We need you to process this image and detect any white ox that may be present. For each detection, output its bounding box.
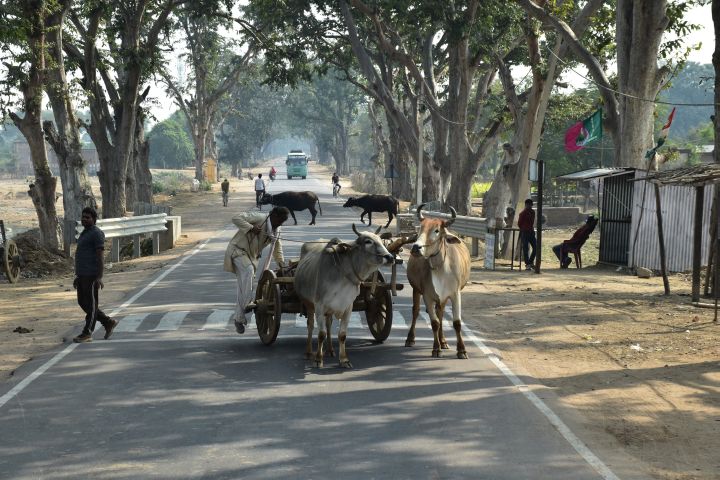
[406,204,471,358]
[294,225,394,368]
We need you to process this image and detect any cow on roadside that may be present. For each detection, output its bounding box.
[261,191,322,225]
[343,194,399,228]
[405,204,471,359]
[294,224,394,368]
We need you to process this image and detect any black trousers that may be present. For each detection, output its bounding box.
[76,275,110,334]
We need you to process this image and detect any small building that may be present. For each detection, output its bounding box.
[13,140,100,176]
[556,167,714,273]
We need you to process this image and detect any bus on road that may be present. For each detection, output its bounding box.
[286,150,308,179]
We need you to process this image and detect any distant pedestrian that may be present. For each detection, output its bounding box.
[73,207,118,343]
[221,178,230,207]
[254,173,266,208]
[518,199,536,271]
[224,207,289,333]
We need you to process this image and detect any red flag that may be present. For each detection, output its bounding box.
[660,107,676,138]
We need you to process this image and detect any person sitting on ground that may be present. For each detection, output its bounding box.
[552,215,598,268]
[517,199,536,271]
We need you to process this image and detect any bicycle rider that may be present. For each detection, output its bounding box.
[331,172,341,196]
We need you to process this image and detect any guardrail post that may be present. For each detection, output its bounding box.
[133,234,141,258]
[471,237,479,257]
[153,232,160,255]
[111,238,120,262]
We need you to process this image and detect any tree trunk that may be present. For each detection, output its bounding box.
[44,2,96,247]
[11,0,61,250]
[615,0,669,168]
[134,110,153,204]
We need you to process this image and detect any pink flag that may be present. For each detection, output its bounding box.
[564,121,585,152]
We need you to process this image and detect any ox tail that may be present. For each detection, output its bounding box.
[393,197,399,214]
[317,197,323,216]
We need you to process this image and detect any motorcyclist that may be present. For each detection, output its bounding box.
[269,166,277,181]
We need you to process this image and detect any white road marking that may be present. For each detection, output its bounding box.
[150,311,188,331]
[201,309,233,330]
[397,256,621,480]
[115,313,149,332]
[0,229,224,411]
[392,311,408,330]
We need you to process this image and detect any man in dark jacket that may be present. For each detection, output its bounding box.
[73,207,118,343]
[517,199,536,271]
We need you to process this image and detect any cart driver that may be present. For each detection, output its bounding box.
[224,206,290,333]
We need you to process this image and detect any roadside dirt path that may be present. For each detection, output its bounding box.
[1,164,718,480]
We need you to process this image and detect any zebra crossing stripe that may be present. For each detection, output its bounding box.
[349,312,363,329]
[392,311,408,330]
[201,310,233,330]
[150,311,188,331]
[115,313,149,332]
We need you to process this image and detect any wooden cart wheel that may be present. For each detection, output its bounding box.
[2,239,21,284]
[255,270,282,345]
[364,271,393,342]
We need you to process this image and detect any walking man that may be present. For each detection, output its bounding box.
[73,207,118,343]
[221,178,230,207]
[518,199,537,271]
[224,206,290,333]
[254,173,266,209]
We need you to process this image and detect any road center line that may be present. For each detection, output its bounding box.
[0,229,225,410]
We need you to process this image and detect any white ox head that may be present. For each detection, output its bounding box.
[325,224,394,267]
[410,204,461,258]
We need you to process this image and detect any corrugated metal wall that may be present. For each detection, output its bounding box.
[599,173,634,264]
[629,171,714,272]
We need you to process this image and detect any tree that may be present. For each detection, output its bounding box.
[161,4,259,181]
[43,0,97,249]
[516,0,705,169]
[64,0,190,217]
[283,71,365,175]
[0,0,62,249]
[148,113,194,169]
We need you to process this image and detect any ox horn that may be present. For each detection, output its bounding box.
[352,223,361,237]
[416,203,426,221]
[445,206,457,228]
[374,226,382,235]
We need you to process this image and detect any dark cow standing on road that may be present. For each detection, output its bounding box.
[260,191,322,225]
[343,194,399,228]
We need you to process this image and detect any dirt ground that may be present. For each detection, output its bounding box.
[1,165,719,480]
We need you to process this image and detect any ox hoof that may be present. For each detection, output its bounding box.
[405,339,415,347]
[457,351,469,359]
[440,341,450,349]
[313,359,324,368]
[431,349,441,358]
[339,360,353,369]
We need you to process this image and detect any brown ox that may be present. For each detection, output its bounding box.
[406,205,471,358]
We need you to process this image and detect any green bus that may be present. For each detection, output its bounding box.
[286,150,308,179]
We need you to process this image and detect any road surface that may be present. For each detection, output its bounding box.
[0,166,628,479]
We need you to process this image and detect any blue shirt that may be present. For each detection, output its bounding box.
[75,225,105,276]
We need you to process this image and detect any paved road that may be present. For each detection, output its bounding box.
[0,166,625,479]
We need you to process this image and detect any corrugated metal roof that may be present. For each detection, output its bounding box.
[555,167,635,182]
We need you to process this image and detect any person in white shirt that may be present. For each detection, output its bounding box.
[254,173,266,208]
[223,207,289,333]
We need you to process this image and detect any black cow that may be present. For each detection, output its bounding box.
[343,194,399,228]
[260,191,322,225]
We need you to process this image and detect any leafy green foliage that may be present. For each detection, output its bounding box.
[148,112,194,169]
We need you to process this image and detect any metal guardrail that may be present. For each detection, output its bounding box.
[133,202,173,215]
[399,210,488,257]
[76,214,167,262]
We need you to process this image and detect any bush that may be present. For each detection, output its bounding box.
[152,171,192,195]
[471,182,492,198]
[349,171,388,195]
[199,180,212,191]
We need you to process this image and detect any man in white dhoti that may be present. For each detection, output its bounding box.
[224,206,289,333]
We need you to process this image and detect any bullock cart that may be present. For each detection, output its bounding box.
[0,220,22,283]
[252,234,414,345]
